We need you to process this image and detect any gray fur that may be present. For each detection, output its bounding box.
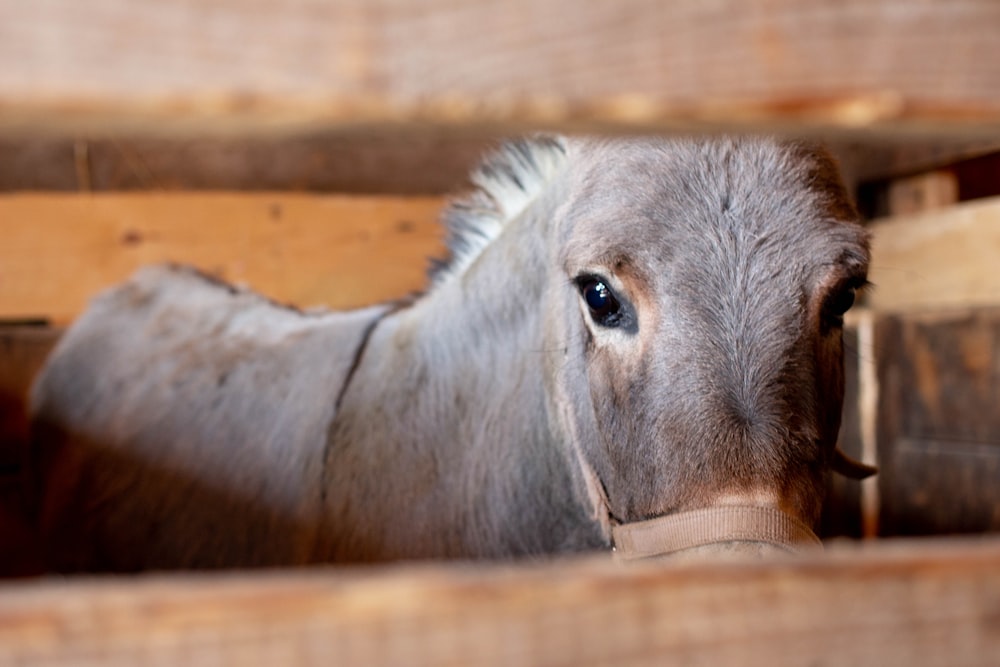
[29,135,868,570]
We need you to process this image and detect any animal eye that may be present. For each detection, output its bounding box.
[824,287,856,322]
[579,278,623,327]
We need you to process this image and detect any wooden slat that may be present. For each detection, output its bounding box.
[867,196,1000,313]
[834,140,1000,188]
[3,136,1000,195]
[886,171,959,217]
[2,537,999,666]
[875,309,1000,535]
[2,1,1000,137]
[0,193,446,324]
[0,134,489,195]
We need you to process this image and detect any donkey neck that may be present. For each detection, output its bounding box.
[319,191,604,561]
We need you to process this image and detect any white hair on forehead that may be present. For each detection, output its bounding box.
[431,136,568,285]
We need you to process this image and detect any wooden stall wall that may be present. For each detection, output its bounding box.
[820,153,1000,539]
[2,0,1000,663]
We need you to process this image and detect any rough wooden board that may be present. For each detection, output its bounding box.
[867,196,1000,313]
[833,139,1000,188]
[2,0,1000,137]
[3,136,1000,195]
[886,170,959,217]
[0,193,446,324]
[875,309,1000,535]
[2,537,999,666]
[0,133,490,195]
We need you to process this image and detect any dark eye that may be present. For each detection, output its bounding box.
[579,277,623,327]
[824,286,856,323]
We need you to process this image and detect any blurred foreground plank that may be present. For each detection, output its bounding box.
[2,537,999,666]
[2,0,1000,137]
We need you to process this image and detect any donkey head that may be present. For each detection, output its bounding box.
[542,136,871,556]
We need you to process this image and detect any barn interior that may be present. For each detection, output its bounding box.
[1,2,999,665]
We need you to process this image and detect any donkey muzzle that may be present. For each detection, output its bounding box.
[611,505,822,562]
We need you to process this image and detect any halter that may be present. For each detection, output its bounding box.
[611,505,823,562]
[572,454,823,560]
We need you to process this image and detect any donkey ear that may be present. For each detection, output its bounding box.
[832,447,878,479]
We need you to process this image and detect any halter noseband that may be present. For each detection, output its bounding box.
[610,504,823,562]
[560,409,825,560]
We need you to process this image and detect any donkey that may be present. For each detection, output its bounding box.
[29,135,874,571]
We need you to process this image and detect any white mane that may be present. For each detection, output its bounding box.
[431,136,569,284]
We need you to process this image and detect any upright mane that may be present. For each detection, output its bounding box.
[431,136,569,284]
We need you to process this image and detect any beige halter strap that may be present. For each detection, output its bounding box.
[565,435,823,560]
[611,505,823,561]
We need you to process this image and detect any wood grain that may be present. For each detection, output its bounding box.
[0,134,489,195]
[886,170,959,217]
[875,309,1000,535]
[867,196,1000,313]
[2,0,1000,137]
[2,537,999,666]
[4,136,1000,195]
[0,193,446,324]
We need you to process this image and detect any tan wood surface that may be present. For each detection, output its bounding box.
[0,193,446,324]
[2,0,1000,137]
[886,171,959,217]
[1,537,999,666]
[867,195,1000,313]
[874,309,1000,535]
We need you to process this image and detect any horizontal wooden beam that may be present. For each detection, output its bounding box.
[2,1,1000,138]
[3,135,999,196]
[0,194,445,324]
[2,537,999,666]
[0,133,487,195]
[867,195,1000,313]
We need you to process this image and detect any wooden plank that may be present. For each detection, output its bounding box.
[1,537,999,666]
[867,196,1000,313]
[886,170,959,217]
[852,147,1000,219]
[875,309,1000,536]
[833,140,1000,188]
[0,134,489,195]
[2,136,999,195]
[2,1,1000,137]
[0,193,446,324]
